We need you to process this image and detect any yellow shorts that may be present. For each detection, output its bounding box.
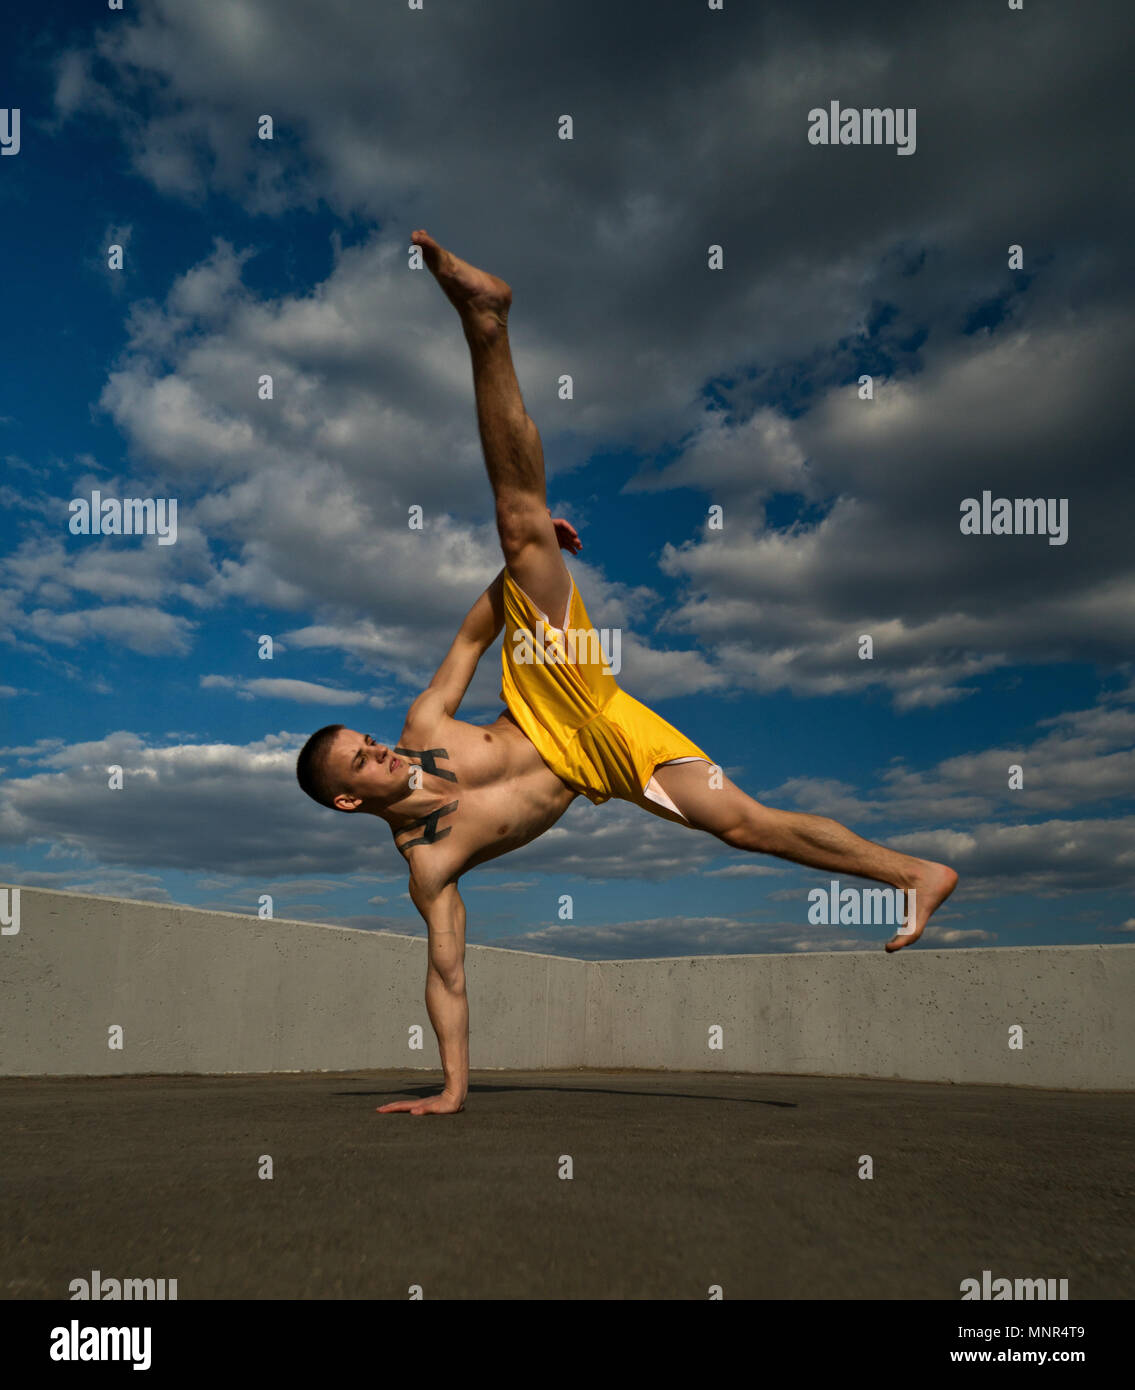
[499,567,712,812]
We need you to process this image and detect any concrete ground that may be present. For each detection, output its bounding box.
[1,1069,1132,1300]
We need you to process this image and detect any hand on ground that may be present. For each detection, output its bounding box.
[377,1092,465,1116]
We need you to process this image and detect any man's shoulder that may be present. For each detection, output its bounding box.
[391,817,462,897]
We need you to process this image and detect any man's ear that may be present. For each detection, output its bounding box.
[334,792,363,813]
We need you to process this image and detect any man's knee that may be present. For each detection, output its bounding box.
[496,493,550,560]
[718,801,779,853]
[719,820,756,852]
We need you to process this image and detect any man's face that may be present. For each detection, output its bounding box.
[328,729,409,812]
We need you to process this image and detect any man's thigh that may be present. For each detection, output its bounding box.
[649,759,759,837]
[501,505,571,627]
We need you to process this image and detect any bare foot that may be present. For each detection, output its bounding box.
[885,860,958,952]
[410,229,512,337]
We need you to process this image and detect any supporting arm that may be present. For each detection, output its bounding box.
[415,880,469,1107]
[378,879,468,1116]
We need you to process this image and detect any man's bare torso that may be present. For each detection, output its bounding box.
[389,700,577,895]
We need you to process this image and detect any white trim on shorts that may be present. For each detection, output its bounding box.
[644,757,712,821]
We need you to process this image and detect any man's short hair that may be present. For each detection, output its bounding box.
[296,724,346,810]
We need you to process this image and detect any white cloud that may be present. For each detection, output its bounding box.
[483,916,775,960]
[199,674,384,706]
[759,685,1135,824]
[890,817,1135,898]
[25,604,195,655]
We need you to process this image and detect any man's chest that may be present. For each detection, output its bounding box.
[394,711,543,792]
[391,711,574,874]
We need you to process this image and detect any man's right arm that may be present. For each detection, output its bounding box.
[378,879,469,1115]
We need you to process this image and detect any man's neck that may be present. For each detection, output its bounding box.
[367,779,453,829]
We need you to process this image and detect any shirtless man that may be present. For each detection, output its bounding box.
[296,230,958,1115]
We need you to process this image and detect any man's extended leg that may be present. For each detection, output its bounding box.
[412,229,570,625]
[650,760,958,951]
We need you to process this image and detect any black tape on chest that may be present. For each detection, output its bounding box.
[395,746,458,783]
[396,800,459,850]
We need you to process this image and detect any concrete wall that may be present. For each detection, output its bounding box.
[590,945,1135,1090]
[0,887,591,1076]
[2,886,1133,1088]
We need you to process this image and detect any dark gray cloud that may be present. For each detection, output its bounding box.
[891,817,1135,899]
[758,684,1135,824]
[0,731,724,880]
[0,864,172,903]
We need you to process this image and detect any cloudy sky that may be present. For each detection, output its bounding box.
[1,0,1132,958]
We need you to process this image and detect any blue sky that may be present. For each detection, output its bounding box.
[1,0,1132,958]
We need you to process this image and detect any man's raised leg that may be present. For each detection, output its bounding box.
[412,229,570,624]
[650,760,958,951]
